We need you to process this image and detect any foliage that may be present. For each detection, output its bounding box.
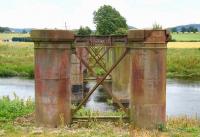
[12,37,32,42]
[152,22,162,30]
[93,5,128,35]
[0,27,10,33]
[171,27,178,33]
[114,28,128,35]
[0,33,29,39]
[181,27,187,33]
[188,26,198,33]
[0,94,200,136]
[0,95,34,121]
[95,67,105,76]
[77,26,92,35]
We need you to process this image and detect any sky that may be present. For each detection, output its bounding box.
[0,0,200,29]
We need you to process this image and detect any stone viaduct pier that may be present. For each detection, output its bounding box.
[31,29,169,129]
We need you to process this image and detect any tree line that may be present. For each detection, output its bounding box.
[0,27,11,33]
[171,26,199,33]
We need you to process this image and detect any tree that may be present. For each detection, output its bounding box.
[93,5,128,35]
[181,27,187,33]
[189,27,198,33]
[171,27,178,33]
[22,29,27,34]
[193,28,198,33]
[77,26,92,35]
[0,27,10,33]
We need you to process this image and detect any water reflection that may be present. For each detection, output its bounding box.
[85,82,114,112]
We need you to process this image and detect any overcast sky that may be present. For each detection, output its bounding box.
[0,0,199,29]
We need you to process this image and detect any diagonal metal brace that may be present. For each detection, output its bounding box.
[85,47,108,73]
[93,47,110,67]
[72,48,129,115]
[74,52,96,77]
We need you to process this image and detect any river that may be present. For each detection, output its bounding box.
[0,77,200,117]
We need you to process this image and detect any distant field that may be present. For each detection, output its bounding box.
[171,32,200,42]
[168,42,200,48]
[0,33,30,39]
[0,42,200,79]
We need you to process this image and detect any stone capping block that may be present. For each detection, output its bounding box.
[128,29,168,43]
[31,29,74,42]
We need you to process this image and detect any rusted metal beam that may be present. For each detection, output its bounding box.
[73,48,128,115]
[89,47,106,68]
[74,35,128,46]
[93,47,110,67]
[72,116,129,122]
[85,47,108,73]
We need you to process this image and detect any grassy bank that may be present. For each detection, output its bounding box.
[167,48,200,79]
[0,42,200,79]
[171,33,200,42]
[0,97,200,137]
[0,42,34,78]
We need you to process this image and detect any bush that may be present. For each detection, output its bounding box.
[0,95,34,121]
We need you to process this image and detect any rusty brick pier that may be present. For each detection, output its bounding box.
[31,30,74,127]
[128,30,168,128]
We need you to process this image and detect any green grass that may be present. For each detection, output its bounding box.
[0,97,200,136]
[0,42,34,78]
[167,48,200,79]
[0,33,30,40]
[0,95,34,122]
[171,32,200,42]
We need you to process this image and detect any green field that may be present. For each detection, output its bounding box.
[1,42,200,79]
[171,32,200,42]
[167,48,200,79]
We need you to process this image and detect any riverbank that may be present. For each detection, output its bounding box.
[0,42,200,79]
[0,42,34,78]
[0,97,200,137]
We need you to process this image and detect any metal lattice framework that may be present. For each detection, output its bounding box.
[73,35,129,117]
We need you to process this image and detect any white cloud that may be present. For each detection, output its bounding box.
[0,0,199,29]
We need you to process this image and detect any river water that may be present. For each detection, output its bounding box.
[0,77,200,117]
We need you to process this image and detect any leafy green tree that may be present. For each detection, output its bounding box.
[77,26,92,35]
[171,27,178,33]
[181,27,187,33]
[188,27,198,33]
[0,27,10,33]
[193,28,198,33]
[114,28,128,35]
[93,5,128,35]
